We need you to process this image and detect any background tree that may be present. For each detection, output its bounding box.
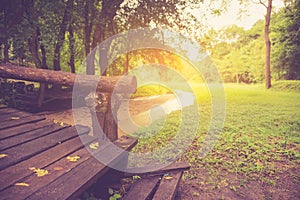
[271,0,300,80]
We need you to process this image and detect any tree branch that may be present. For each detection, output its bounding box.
[258,0,268,9]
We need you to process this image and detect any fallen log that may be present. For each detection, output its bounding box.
[0,63,136,93]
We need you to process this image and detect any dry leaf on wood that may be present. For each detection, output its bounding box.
[0,154,8,159]
[89,142,99,150]
[15,182,30,187]
[67,155,80,162]
[29,167,49,177]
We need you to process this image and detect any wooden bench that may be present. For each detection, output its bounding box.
[123,162,190,200]
[0,106,137,200]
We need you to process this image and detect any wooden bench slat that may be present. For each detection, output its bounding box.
[125,162,191,178]
[152,171,183,200]
[0,120,54,140]
[0,136,97,200]
[0,107,20,114]
[124,176,160,200]
[124,162,190,200]
[0,123,68,151]
[0,111,34,122]
[0,115,45,130]
[0,134,94,192]
[0,126,89,170]
[0,104,7,109]
[26,136,137,200]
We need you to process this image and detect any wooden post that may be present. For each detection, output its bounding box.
[85,93,119,141]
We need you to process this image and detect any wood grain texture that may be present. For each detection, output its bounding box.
[0,63,136,93]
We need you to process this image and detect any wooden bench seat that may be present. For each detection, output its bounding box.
[0,107,138,200]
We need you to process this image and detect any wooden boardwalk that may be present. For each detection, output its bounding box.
[0,106,137,200]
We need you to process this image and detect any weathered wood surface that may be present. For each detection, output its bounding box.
[124,162,189,200]
[0,111,33,122]
[123,176,160,200]
[0,63,137,93]
[0,120,54,140]
[0,107,138,200]
[0,104,7,109]
[124,161,190,177]
[152,171,183,200]
[0,115,45,130]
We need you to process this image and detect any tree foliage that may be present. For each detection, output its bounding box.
[0,0,299,83]
[271,0,300,80]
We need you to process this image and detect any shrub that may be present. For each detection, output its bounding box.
[271,80,300,92]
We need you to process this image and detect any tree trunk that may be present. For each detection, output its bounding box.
[89,26,102,75]
[0,63,137,94]
[40,44,48,70]
[264,0,272,89]
[37,27,48,70]
[28,29,42,69]
[53,0,74,71]
[3,40,9,63]
[68,23,76,73]
[125,52,129,74]
[84,0,94,57]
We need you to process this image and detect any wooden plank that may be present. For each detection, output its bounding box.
[0,126,89,170]
[0,115,45,130]
[0,120,54,140]
[0,104,7,109]
[152,171,183,200]
[124,162,191,178]
[26,136,138,200]
[124,176,160,200]
[0,134,94,191]
[0,107,20,114]
[0,136,97,200]
[0,123,68,151]
[0,111,34,122]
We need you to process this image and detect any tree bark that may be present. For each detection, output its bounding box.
[0,63,137,94]
[125,52,129,74]
[37,27,48,70]
[3,40,9,63]
[53,0,74,71]
[264,0,272,89]
[68,22,76,73]
[84,0,95,57]
[28,29,42,69]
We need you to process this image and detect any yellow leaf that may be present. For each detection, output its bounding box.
[67,155,80,162]
[53,119,59,124]
[164,176,173,180]
[60,122,64,126]
[15,182,30,187]
[0,154,8,159]
[29,167,49,177]
[89,142,99,150]
[11,117,20,120]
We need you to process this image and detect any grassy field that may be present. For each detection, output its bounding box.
[131,84,300,199]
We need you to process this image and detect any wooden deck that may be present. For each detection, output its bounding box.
[0,106,137,200]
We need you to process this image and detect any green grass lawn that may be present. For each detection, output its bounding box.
[130,84,300,199]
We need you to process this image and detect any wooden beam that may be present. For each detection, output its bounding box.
[0,63,136,93]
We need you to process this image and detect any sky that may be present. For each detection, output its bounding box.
[193,0,285,30]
